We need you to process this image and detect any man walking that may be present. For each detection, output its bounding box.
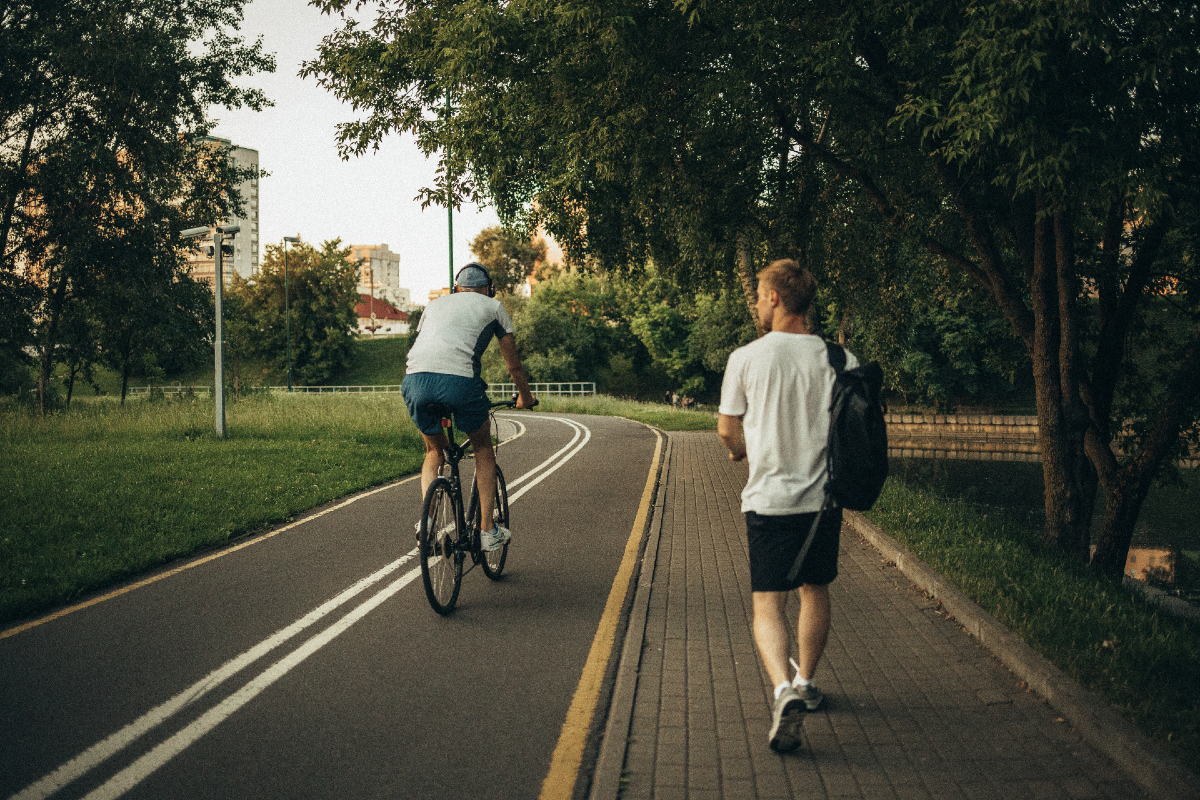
[717,258,856,753]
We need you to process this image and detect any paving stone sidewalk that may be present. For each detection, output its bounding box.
[597,431,1145,800]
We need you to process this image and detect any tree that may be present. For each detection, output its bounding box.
[229,239,359,385]
[302,0,836,306]
[788,0,1200,574]
[306,0,1200,577]
[0,0,274,413]
[469,226,547,295]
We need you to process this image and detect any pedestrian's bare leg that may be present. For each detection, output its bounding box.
[795,582,831,681]
[751,591,793,688]
[467,422,496,530]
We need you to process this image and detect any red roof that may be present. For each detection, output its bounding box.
[354,294,408,321]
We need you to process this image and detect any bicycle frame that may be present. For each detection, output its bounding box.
[418,398,520,614]
[431,401,514,571]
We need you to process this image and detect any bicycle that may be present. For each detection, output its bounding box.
[417,398,520,615]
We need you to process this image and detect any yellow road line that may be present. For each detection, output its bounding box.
[0,476,419,642]
[538,427,664,800]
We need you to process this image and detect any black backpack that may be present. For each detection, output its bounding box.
[823,342,889,510]
[787,342,889,582]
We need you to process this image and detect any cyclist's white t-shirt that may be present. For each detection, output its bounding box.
[405,292,514,379]
[719,332,858,515]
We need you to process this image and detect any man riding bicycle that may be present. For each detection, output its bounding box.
[401,262,536,551]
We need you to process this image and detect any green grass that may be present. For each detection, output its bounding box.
[334,336,410,386]
[535,395,718,431]
[866,476,1200,774]
[0,392,712,627]
[0,393,424,625]
[56,335,411,398]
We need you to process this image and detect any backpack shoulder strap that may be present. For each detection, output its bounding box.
[825,340,846,374]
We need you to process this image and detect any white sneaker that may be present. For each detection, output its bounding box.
[480,524,512,552]
[768,686,804,752]
[790,658,824,710]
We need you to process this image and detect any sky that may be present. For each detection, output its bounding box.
[209,0,501,303]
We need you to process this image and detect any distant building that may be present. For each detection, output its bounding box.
[348,244,414,311]
[186,138,260,286]
[428,287,451,302]
[1125,546,1175,583]
[354,294,409,337]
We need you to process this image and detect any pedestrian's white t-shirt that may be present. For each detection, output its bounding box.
[719,332,858,515]
[405,292,514,379]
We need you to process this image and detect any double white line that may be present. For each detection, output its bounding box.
[10,415,591,800]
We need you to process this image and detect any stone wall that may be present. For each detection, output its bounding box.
[887,413,1040,462]
[888,413,1199,467]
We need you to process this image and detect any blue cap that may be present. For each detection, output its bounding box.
[455,263,491,288]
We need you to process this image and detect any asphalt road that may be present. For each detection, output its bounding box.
[1,412,661,800]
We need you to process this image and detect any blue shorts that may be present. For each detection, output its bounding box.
[401,373,490,435]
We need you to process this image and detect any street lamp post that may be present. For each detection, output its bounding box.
[445,90,455,291]
[283,235,300,391]
[181,223,239,437]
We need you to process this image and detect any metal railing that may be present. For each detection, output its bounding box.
[128,382,597,398]
[486,382,596,398]
[277,385,404,393]
[128,385,213,395]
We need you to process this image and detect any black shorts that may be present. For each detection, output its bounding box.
[745,507,842,592]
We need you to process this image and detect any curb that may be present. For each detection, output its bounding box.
[846,511,1199,800]
[588,434,672,800]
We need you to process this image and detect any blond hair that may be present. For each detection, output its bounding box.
[758,258,816,316]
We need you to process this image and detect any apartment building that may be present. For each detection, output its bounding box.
[348,244,412,310]
[186,138,260,286]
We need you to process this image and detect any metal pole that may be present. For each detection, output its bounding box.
[446,90,454,290]
[213,232,226,437]
[285,242,291,391]
[282,235,299,391]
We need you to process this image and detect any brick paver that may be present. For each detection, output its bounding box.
[616,432,1142,800]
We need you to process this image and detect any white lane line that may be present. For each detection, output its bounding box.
[11,414,594,800]
[503,415,583,490]
[8,551,419,800]
[81,566,424,800]
[507,418,591,504]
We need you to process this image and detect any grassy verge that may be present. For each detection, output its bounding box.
[535,395,718,431]
[866,476,1200,775]
[0,394,714,626]
[0,393,424,625]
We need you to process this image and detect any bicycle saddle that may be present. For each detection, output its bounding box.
[423,402,456,420]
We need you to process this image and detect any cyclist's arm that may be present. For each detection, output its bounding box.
[497,333,536,408]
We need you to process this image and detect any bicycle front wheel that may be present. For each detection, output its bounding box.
[475,465,510,580]
[419,477,462,614]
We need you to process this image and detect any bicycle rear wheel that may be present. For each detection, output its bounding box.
[470,465,510,580]
[419,477,462,614]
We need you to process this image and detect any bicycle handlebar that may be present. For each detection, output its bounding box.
[489,395,539,409]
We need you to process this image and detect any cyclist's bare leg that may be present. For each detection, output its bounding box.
[466,421,497,531]
[420,431,449,498]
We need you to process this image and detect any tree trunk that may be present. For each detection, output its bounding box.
[36,274,69,415]
[65,364,77,409]
[736,233,762,336]
[1088,336,1200,577]
[1028,197,1091,556]
[838,306,855,345]
[0,119,38,271]
[1090,473,1152,578]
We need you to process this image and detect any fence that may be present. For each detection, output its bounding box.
[127,382,597,398]
[486,382,596,399]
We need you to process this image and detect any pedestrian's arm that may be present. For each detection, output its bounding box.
[718,414,746,462]
[497,333,536,408]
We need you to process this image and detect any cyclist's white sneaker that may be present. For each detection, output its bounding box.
[481,524,511,552]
